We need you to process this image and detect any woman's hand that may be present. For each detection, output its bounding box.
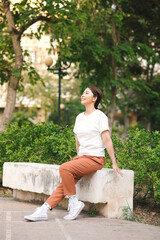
[112,164,123,177]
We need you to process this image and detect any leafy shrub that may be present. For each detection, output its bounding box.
[0,123,159,203]
[0,122,76,171]
[105,128,160,204]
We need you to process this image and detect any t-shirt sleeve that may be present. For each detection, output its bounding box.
[99,113,110,133]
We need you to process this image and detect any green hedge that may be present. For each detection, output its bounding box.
[0,122,159,203]
[109,129,160,204]
[0,122,76,168]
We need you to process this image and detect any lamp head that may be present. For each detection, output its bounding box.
[45,56,53,67]
[60,104,65,110]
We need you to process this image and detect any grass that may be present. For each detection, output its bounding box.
[121,201,139,222]
[87,205,98,217]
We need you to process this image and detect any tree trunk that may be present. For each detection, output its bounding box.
[147,122,152,132]
[108,4,121,134]
[1,0,23,132]
[108,52,118,134]
[108,86,116,134]
[123,106,129,140]
[0,79,17,132]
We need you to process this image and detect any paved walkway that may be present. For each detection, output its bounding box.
[0,197,160,240]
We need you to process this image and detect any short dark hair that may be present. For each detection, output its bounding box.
[88,86,102,109]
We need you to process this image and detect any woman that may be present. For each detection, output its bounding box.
[24,86,123,222]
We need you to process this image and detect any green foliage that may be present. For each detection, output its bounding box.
[105,128,160,204]
[130,75,160,131]
[1,0,160,131]
[0,122,159,204]
[121,201,138,222]
[47,98,85,126]
[0,122,76,173]
[87,204,98,217]
[53,0,160,130]
[0,0,79,87]
[52,0,140,108]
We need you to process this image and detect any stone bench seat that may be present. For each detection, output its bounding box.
[3,162,134,218]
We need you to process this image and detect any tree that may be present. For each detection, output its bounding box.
[2,0,159,132]
[51,0,139,132]
[0,0,78,131]
[125,0,160,131]
[52,0,160,132]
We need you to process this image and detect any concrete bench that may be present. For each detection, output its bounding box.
[3,162,134,219]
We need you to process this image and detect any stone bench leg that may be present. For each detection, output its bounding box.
[100,199,133,218]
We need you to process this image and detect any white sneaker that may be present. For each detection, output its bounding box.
[64,199,85,220]
[24,206,48,222]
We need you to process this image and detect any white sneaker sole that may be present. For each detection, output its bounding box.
[64,202,85,220]
[24,216,48,222]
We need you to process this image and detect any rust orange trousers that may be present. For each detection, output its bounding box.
[45,155,105,209]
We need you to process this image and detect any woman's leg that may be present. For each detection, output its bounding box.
[59,155,105,220]
[46,155,105,208]
[58,155,105,196]
[24,155,105,221]
[45,182,65,209]
[45,157,82,209]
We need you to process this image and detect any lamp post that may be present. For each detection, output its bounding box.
[45,56,71,125]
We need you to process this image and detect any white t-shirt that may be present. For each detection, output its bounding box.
[73,109,109,157]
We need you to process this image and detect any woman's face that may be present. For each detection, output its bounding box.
[81,88,97,106]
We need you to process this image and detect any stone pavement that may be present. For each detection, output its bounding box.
[0,197,159,240]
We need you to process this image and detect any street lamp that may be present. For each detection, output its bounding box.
[45,55,71,125]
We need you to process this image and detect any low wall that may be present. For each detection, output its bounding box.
[3,162,134,218]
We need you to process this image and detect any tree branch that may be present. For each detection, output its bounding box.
[19,16,58,37]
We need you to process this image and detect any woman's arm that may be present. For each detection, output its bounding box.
[101,130,123,176]
[75,134,80,154]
